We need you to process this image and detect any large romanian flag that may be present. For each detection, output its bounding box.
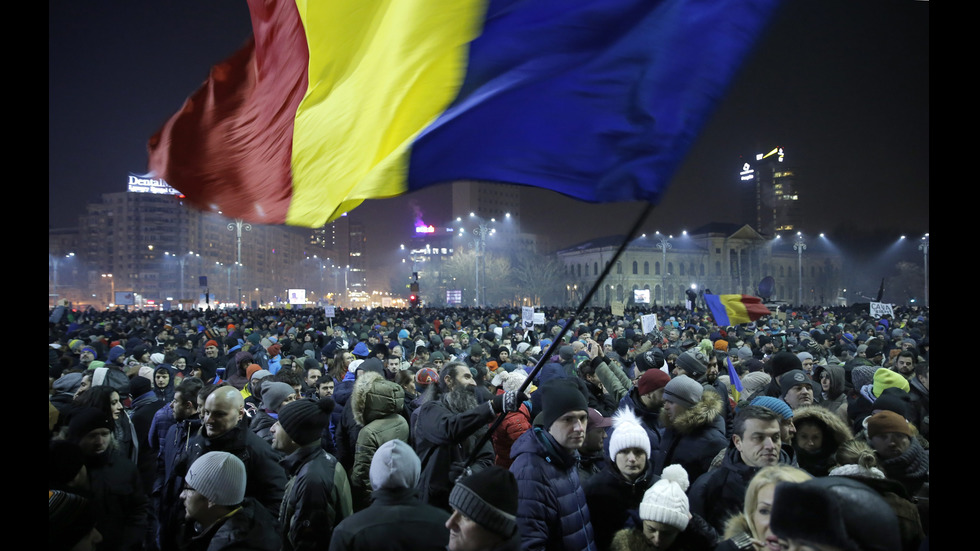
[148,0,781,228]
[703,293,772,327]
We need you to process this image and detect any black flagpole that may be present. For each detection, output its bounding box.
[462,201,654,471]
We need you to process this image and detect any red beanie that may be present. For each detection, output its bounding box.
[637,369,671,396]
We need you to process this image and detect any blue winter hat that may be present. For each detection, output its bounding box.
[750,396,794,420]
[352,341,370,358]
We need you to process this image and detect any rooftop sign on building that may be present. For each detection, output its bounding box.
[127,173,181,195]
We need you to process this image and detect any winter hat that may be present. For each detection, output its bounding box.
[66,407,114,443]
[870,387,911,419]
[740,372,772,401]
[750,396,794,420]
[778,370,814,398]
[768,351,803,379]
[414,367,440,386]
[267,343,282,358]
[49,490,98,551]
[150,353,166,365]
[634,348,665,373]
[866,411,912,439]
[771,476,900,551]
[245,364,263,380]
[636,368,670,396]
[516,342,531,355]
[53,372,84,394]
[107,345,126,364]
[356,357,386,377]
[851,365,878,391]
[352,342,370,358]
[185,451,247,506]
[498,370,529,394]
[128,375,152,397]
[370,439,421,492]
[261,382,296,413]
[609,407,651,460]
[736,346,754,362]
[639,464,691,531]
[205,339,219,349]
[675,349,709,378]
[449,465,519,538]
[138,365,156,381]
[250,369,272,383]
[662,375,703,408]
[559,345,574,361]
[872,369,909,398]
[796,352,813,364]
[278,397,333,446]
[534,378,588,429]
[470,342,484,356]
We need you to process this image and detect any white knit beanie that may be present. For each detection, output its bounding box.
[608,407,651,460]
[639,464,691,530]
[185,451,247,506]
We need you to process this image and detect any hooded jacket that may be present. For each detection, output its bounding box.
[791,404,854,477]
[491,388,532,469]
[584,459,658,551]
[509,427,596,551]
[653,390,728,484]
[350,372,410,510]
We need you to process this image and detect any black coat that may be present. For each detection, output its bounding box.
[584,462,658,551]
[328,487,450,551]
[86,448,149,551]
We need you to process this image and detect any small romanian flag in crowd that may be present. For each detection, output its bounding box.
[148,0,780,227]
[703,294,771,327]
[727,355,743,403]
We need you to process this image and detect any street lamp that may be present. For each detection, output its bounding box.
[793,232,807,307]
[457,214,496,307]
[655,232,672,305]
[101,273,114,308]
[165,251,199,307]
[50,252,75,304]
[918,233,929,307]
[227,218,252,308]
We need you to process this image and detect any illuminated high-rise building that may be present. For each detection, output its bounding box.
[738,147,801,236]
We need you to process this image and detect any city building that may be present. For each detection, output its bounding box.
[738,147,802,235]
[556,223,843,308]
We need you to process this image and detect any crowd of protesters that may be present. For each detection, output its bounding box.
[48,300,929,551]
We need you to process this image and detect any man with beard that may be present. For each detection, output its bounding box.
[779,370,816,412]
[413,361,525,512]
[892,350,917,381]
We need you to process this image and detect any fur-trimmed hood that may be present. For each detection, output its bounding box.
[792,404,854,448]
[352,371,405,426]
[660,388,723,435]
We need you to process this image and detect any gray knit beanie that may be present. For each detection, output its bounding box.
[261,382,296,413]
[675,349,708,378]
[662,375,703,408]
[185,451,246,506]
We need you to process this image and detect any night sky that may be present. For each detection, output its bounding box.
[49,1,929,295]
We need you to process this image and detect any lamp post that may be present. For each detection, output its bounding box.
[227,219,251,308]
[101,273,114,308]
[655,232,672,305]
[457,214,496,307]
[918,233,929,307]
[166,251,199,308]
[50,252,75,304]
[793,232,807,307]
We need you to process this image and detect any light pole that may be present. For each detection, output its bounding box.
[457,214,496,307]
[166,251,199,308]
[793,232,807,307]
[50,252,75,304]
[227,218,251,308]
[101,273,114,308]
[655,232,672,305]
[918,233,929,307]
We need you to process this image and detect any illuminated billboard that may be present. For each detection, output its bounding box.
[633,289,651,304]
[127,173,181,195]
[287,289,307,305]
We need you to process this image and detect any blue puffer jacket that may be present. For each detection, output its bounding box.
[510,427,597,551]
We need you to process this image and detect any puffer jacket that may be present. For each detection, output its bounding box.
[653,390,728,484]
[509,427,596,551]
[492,388,532,468]
[350,372,409,510]
[279,444,353,551]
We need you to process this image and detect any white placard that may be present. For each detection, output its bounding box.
[522,306,535,329]
[869,302,894,318]
[533,312,545,325]
[324,305,336,318]
[641,314,658,335]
